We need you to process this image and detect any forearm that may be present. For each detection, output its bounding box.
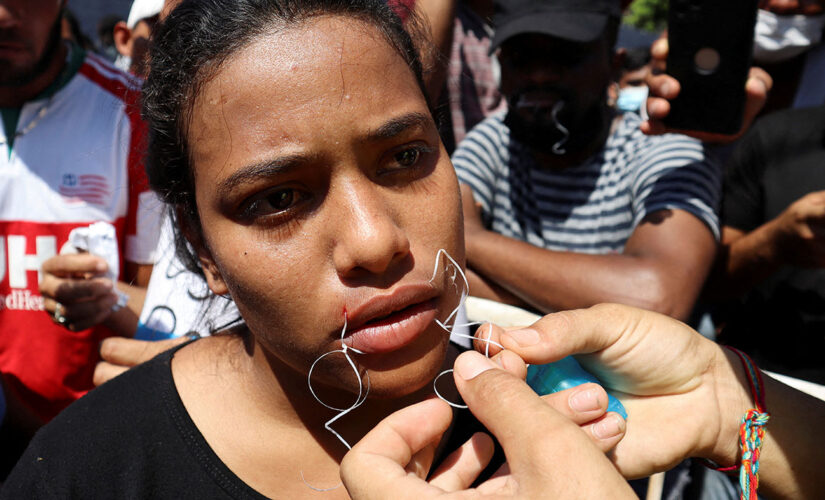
[103,262,152,337]
[102,280,146,337]
[465,229,704,320]
[466,267,534,310]
[707,222,784,299]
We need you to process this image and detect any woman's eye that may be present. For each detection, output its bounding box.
[394,147,421,167]
[243,188,305,218]
[268,189,296,210]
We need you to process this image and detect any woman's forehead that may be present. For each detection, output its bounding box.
[188,16,426,168]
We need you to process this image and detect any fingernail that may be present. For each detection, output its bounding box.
[96,261,108,272]
[505,328,539,347]
[455,351,496,380]
[569,387,601,412]
[660,81,673,96]
[592,414,625,440]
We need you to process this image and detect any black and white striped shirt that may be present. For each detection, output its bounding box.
[452,111,721,254]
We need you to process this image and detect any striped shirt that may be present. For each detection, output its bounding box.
[452,111,721,254]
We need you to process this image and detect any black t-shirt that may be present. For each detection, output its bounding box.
[0,341,501,499]
[720,104,825,383]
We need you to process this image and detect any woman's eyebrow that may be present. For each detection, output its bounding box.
[217,154,306,196]
[365,112,432,142]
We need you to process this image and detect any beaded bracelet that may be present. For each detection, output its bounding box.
[703,347,770,500]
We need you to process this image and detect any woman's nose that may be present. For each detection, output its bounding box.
[331,184,411,280]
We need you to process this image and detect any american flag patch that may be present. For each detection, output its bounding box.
[59,174,111,205]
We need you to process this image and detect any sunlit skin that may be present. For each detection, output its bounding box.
[169,16,464,497]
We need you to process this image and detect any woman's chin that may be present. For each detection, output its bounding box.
[362,366,443,400]
[355,328,449,397]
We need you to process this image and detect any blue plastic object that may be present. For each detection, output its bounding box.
[134,321,176,341]
[526,356,627,419]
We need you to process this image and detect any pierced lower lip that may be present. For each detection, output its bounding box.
[343,299,438,354]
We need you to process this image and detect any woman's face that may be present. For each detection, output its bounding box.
[187,16,463,398]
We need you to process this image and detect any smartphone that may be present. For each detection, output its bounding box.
[664,0,759,135]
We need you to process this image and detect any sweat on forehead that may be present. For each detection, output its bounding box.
[186,16,426,171]
[143,0,425,195]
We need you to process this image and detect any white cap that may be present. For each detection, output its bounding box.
[126,0,165,29]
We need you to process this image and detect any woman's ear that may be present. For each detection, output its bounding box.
[175,206,230,296]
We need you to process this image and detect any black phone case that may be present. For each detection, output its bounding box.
[664,0,759,135]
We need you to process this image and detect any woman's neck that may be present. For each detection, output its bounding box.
[252,334,459,453]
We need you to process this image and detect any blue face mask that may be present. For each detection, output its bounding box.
[616,85,649,112]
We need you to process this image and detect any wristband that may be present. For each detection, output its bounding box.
[702,347,770,500]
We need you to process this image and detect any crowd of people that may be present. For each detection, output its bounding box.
[0,0,823,498]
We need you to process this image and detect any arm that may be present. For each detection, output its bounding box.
[708,192,825,298]
[461,184,717,321]
[465,266,533,310]
[93,335,190,385]
[104,261,153,336]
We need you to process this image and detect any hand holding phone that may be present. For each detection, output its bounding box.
[663,0,759,135]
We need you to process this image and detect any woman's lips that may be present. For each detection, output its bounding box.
[342,298,439,354]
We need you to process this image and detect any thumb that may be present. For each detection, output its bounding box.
[498,304,636,365]
[453,351,584,465]
[340,398,452,500]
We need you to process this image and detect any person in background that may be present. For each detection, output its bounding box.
[610,45,650,114]
[113,0,163,75]
[0,0,160,479]
[452,0,720,322]
[439,0,505,153]
[754,0,825,113]
[617,46,651,89]
[707,104,825,385]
